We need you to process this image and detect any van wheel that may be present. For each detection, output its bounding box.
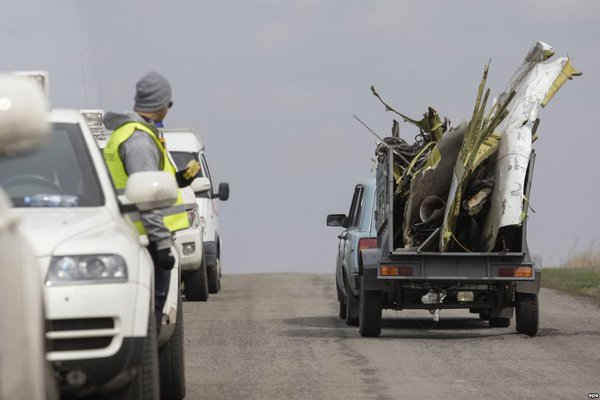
[183,264,209,301]
[159,294,186,400]
[359,278,382,337]
[516,293,539,337]
[208,267,220,294]
[113,311,160,400]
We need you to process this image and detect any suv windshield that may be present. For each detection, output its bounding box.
[0,122,104,207]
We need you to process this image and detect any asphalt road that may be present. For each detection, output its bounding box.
[183,273,600,400]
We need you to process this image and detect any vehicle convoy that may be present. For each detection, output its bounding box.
[353,41,579,337]
[0,105,187,399]
[163,129,230,294]
[0,75,57,400]
[327,178,377,326]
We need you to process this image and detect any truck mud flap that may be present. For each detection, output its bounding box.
[360,248,387,291]
[516,270,541,294]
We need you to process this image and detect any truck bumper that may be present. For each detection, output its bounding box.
[173,228,203,272]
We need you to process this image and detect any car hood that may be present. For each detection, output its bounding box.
[14,207,115,257]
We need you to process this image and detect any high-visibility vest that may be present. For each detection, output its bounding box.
[103,121,190,234]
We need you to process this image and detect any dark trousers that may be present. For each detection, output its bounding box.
[148,242,172,335]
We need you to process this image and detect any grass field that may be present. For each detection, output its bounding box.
[541,250,600,301]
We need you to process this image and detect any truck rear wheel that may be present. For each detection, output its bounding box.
[159,293,186,400]
[358,279,382,337]
[183,264,209,301]
[516,293,539,337]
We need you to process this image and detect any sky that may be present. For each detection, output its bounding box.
[1,0,599,273]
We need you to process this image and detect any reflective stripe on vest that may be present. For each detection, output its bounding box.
[103,121,190,233]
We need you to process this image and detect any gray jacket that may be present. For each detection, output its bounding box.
[104,112,172,250]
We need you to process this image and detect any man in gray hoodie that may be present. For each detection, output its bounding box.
[103,71,199,331]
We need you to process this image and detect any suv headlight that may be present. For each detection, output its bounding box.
[46,255,128,286]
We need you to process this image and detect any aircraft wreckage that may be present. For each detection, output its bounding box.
[368,41,580,253]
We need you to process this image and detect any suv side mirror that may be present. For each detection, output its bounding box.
[191,177,211,194]
[326,214,347,227]
[121,171,178,211]
[215,182,229,201]
[0,76,50,157]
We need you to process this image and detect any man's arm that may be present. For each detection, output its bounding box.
[120,131,172,250]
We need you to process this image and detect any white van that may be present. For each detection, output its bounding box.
[1,108,185,399]
[163,129,230,293]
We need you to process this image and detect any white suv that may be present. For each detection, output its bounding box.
[163,129,230,293]
[1,109,185,399]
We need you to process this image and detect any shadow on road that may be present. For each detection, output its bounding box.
[281,314,521,340]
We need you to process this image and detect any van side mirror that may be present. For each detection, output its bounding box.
[121,171,178,211]
[216,182,229,201]
[191,177,211,194]
[326,214,347,227]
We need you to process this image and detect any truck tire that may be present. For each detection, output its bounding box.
[344,275,359,326]
[208,266,221,294]
[159,293,186,400]
[359,279,382,337]
[338,300,347,320]
[112,312,160,400]
[489,317,511,328]
[516,293,539,337]
[183,264,209,301]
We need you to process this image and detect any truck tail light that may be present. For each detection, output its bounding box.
[498,266,533,278]
[380,265,413,276]
[516,266,532,277]
[359,238,377,251]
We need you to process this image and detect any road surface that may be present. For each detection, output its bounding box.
[183,273,600,400]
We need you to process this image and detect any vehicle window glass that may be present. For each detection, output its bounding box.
[347,186,364,228]
[200,153,215,196]
[170,151,201,175]
[0,122,104,207]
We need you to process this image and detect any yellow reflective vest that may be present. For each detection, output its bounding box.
[103,121,190,234]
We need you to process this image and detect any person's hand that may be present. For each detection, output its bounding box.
[183,160,201,180]
[157,248,175,270]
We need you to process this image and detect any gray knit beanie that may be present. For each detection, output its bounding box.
[134,71,172,113]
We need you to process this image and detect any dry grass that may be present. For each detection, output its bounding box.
[542,248,600,301]
[563,250,600,272]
